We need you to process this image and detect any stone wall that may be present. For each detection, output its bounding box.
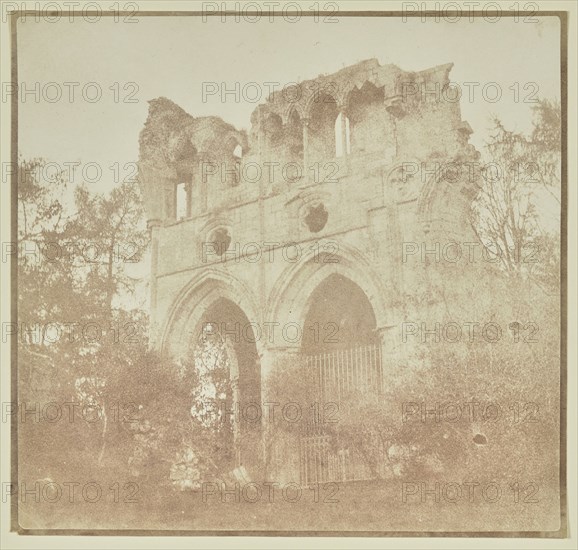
[138,58,489,480]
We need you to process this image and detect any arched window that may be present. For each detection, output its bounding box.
[347,82,386,154]
[334,113,351,157]
[173,140,196,219]
[309,93,339,162]
[176,182,187,220]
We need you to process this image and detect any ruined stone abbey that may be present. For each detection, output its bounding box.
[138,58,483,483]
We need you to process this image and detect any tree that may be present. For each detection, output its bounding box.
[471,99,561,289]
[66,181,148,317]
[17,158,151,472]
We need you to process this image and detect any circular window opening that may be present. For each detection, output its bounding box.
[305,203,328,233]
[210,228,231,257]
[388,165,415,201]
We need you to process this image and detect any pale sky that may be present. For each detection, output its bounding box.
[16,14,561,192]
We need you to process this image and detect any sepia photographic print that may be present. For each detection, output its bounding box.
[1,0,576,545]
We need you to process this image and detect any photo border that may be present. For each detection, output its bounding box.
[5,3,571,540]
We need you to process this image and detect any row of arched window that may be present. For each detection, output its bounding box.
[171,82,389,220]
[263,81,388,162]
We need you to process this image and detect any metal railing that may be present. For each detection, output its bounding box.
[304,342,383,402]
[300,342,387,486]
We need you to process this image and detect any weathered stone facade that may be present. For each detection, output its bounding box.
[138,58,484,480]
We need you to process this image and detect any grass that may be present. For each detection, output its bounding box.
[16,476,562,534]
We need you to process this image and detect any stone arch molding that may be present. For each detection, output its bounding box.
[383,158,422,204]
[282,104,306,125]
[160,269,262,362]
[417,153,481,234]
[266,71,392,126]
[267,242,393,341]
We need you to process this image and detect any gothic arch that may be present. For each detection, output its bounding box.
[281,103,306,125]
[417,156,480,235]
[346,81,387,155]
[266,242,392,338]
[159,269,264,474]
[303,86,342,120]
[160,269,262,361]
